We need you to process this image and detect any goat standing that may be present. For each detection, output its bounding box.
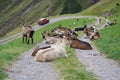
[22,23,35,44]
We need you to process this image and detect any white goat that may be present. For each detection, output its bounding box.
[35,38,68,62]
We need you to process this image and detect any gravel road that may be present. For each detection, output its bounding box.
[7,48,58,80]
[75,18,120,80]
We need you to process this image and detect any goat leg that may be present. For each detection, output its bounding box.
[25,36,27,43]
[27,38,30,44]
[31,37,33,44]
[22,37,24,43]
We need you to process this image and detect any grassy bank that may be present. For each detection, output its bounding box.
[79,0,120,63]
[94,5,120,63]
[0,18,96,80]
[54,47,96,80]
[80,0,119,16]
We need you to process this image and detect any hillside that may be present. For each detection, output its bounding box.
[95,4,120,62]
[80,0,119,16]
[80,0,120,62]
[0,0,100,38]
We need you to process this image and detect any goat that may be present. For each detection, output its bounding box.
[50,25,78,38]
[35,38,68,62]
[31,45,51,56]
[83,26,100,40]
[74,25,87,31]
[22,23,35,44]
[66,36,93,50]
[42,31,57,44]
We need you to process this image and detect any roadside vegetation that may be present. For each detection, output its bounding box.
[0,18,96,80]
[54,47,96,80]
[80,0,119,16]
[77,0,120,63]
[94,5,120,63]
[80,0,120,62]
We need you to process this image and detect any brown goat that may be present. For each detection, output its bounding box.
[22,23,35,44]
[50,25,78,39]
[84,26,100,40]
[66,36,92,50]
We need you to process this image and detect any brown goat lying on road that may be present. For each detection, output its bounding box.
[66,36,93,50]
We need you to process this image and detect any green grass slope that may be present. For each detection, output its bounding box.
[79,0,120,62]
[95,5,120,62]
[80,0,119,16]
[0,0,16,13]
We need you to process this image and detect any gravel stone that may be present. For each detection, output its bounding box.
[75,35,120,80]
[7,48,58,80]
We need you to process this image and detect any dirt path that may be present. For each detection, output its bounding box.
[7,48,58,80]
[6,39,61,80]
[76,18,120,80]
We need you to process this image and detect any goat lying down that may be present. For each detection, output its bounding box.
[65,35,93,50]
[42,31,57,44]
[31,45,51,56]
[34,39,68,62]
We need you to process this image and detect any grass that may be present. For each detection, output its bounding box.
[54,47,96,80]
[80,0,119,16]
[0,0,32,21]
[94,19,120,62]
[0,27,21,40]
[1,0,120,79]
[0,18,96,80]
[94,5,120,63]
[77,0,120,63]
[96,18,106,28]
